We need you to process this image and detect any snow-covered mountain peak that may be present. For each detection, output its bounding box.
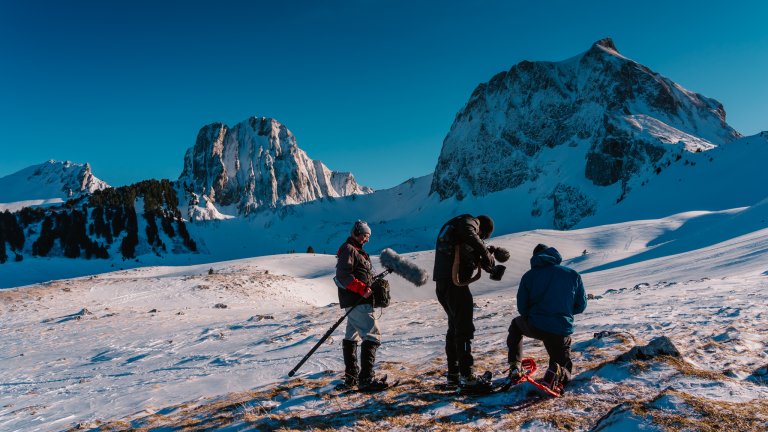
[589,37,622,57]
[430,39,743,229]
[179,116,372,216]
[31,160,107,195]
[0,160,108,211]
[593,37,618,51]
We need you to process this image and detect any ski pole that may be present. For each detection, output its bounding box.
[288,269,391,377]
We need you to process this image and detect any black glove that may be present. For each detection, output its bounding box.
[481,250,496,269]
[488,245,510,263]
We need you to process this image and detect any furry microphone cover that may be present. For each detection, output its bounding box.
[379,248,429,286]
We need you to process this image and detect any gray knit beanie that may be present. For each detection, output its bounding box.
[351,220,371,236]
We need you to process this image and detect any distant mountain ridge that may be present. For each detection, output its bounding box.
[0,160,108,211]
[2,39,768,272]
[178,116,373,216]
[430,38,741,228]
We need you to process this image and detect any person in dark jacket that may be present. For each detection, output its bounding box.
[433,214,496,390]
[507,243,587,393]
[334,220,388,391]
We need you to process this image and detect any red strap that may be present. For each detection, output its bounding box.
[522,358,537,375]
[523,376,563,397]
[517,358,562,397]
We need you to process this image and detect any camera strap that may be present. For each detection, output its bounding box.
[451,245,481,287]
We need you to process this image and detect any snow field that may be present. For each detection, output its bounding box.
[1,208,768,430]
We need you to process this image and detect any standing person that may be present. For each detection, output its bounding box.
[334,220,388,391]
[507,244,587,393]
[433,214,496,391]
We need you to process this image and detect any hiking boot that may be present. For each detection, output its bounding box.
[335,373,358,390]
[542,364,564,393]
[508,361,524,382]
[358,339,387,392]
[458,372,491,392]
[341,340,359,389]
[334,378,357,391]
[447,372,460,386]
[358,374,388,391]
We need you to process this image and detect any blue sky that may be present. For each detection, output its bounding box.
[2,0,767,189]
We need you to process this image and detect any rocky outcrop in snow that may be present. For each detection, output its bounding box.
[431,38,741,228]
[617,336,682,361]
[552,184,597,230]
[178,117,373,215]
[185,192,235,221]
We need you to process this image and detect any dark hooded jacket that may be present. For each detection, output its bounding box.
[433,214,494,282]
[335,237,374,308]
[517,247,587,336]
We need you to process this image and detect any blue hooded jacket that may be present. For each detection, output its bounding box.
[517,247,587,336]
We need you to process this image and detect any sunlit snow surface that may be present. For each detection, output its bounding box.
[2,206,768,430]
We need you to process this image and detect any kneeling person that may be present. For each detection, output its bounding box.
[507,244,587,393]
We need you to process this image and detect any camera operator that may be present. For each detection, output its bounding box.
[433,214,498,392]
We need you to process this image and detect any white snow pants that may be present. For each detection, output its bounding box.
[344,304,381,343]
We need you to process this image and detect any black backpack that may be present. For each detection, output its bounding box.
[371,278,391,308]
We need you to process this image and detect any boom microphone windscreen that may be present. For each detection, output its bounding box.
[379,248,429,286]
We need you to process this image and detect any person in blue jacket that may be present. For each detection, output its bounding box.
[507,243,587,392]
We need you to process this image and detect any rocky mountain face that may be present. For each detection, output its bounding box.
[178,117,373,215]
[430,38,742,228]
[0,160,109,205]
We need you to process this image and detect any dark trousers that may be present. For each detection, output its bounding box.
[507,316,572,383]
[436,280,475,376]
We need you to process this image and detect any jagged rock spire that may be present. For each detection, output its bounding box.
[179,116,372,215]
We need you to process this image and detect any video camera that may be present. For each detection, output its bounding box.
[485,245,510,281]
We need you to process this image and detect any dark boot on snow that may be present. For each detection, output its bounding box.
[358,340,388,391]
[542,364,564,394]
[359,374,388,391]
[458,369,492,393]
[336,339,359,390]
[446,372,460,387]
[508,361,524,382]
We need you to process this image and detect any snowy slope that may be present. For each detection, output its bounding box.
[584,130,768,226]
[2,128,766,289]
[1,204,767,431]
[0,160,108,211]
[174,131,767,269]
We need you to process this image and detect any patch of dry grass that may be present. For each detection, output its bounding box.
[81,336,766,432]
[600,389,768,432]
[660,355,730,381]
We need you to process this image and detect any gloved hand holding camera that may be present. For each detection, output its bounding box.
[484,245,510,281]
[488,245,510,262]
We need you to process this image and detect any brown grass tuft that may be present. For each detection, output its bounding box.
[633,389,768,432]
[660,355,730,381]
